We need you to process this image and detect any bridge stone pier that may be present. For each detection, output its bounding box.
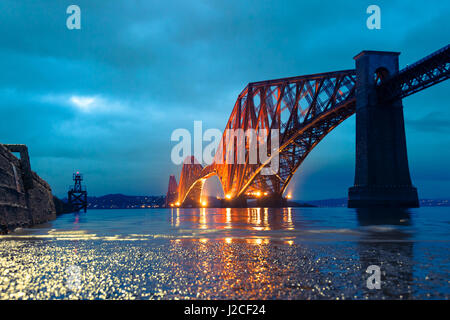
[348,51,419,208]
[255,194,287,208]
[221,195,247,208]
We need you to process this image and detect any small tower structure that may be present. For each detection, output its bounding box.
[68,172,87,212]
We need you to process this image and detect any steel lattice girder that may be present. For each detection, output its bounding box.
[216,70,357,198]
[378,44,450,102]
[178,70,357,204]
[177,156,204,204]
[68,191,87,210]
[249,100,356,196]
[165,175,178,207]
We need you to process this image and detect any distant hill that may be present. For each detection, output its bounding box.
[61,194,450,209]
[419,199,450,207]
[304,198,348,207]
[86,194,165,209]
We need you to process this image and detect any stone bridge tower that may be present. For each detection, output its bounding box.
[348,51,419,207]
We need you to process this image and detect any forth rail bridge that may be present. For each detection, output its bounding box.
[166,45,449,208]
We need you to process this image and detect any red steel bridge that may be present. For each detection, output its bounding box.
[167,44,449,208]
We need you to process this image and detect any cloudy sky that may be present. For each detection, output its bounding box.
[0,0,448,200]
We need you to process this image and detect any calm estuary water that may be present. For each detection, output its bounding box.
[0,207,449,299]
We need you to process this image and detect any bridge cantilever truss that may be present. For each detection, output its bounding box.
[177,70,358,205]
[229,70,357,199]
[171,44,449,207]
[378,44,450,101]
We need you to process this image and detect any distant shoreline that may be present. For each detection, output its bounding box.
[59,194,450,210]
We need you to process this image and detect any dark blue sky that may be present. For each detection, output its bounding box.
[0,1,448,200]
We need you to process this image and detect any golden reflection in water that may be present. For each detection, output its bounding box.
[285,207,294,230]
[170,208,181,228]
[200,208,207,229]
[264,208,269,225]
[170,207,298,246]
[248,208,264,230]
[225,208,231,229]
[169,236,303,299]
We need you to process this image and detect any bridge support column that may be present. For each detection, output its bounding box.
[256,194,286,208]
[222,195,247,208]
[348,51,419,208]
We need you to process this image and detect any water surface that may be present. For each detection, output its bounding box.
[0,207,448,299]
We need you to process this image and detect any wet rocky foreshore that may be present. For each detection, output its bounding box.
[0,239,448,300]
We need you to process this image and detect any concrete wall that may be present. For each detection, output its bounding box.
[0,143,56,232]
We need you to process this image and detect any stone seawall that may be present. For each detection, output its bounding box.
[0,143,56,231]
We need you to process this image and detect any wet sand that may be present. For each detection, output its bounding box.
[0,238,448,299]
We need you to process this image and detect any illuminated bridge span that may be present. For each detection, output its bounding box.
[168,45,449,208]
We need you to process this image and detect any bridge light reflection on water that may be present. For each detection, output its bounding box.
[2,207,449,299]
[169,207,299,245]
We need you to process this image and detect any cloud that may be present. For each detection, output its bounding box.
[408,112,450,133]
